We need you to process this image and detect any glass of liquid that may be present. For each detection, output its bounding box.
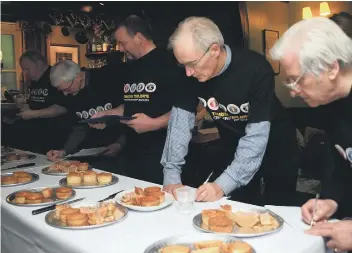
[175,186,196,214]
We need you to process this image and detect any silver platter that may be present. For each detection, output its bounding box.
[1,172,39,187]
[41,165,93,176]
[6,186,76,207]
[59,175,119,189]
[45,201,128,230]
[1,153,36,163]
[144,233,257,253]
[193,208,284,238]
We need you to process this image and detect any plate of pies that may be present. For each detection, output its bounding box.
[144,233,256,253]
[41,160,92,176]
[6,186,76,207]
[45,200,128,230]
[115,186,174,212]
[193,205,284,238]
[59,171,118,189]
[1,171,39,187]
[1,152,36,163]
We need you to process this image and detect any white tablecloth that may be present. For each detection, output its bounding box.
[1,152,328,253]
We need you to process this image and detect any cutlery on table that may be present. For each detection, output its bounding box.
[98,190,124,202]
[2,163,36,171]
[32,197,85,215]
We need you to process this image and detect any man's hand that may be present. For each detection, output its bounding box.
[120,113,158,133]
[17,109,38,120]
[306,220,352,252]
[301,199,338,225]
[196,183,224,202]
[89,112,107,129]
[103,143,122,157]
[47,150,66,161]
[163,184,184,199]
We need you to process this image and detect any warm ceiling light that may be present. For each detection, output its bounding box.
[320,2,331,16]
[302,7,313,20]
[81,5,92,12]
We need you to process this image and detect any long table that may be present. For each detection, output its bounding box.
[1,151,329,253]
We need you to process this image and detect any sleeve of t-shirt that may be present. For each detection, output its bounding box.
[48,85,68,107]
[248,61,275,123]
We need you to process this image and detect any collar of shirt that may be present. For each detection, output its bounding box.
[216,44,232,76]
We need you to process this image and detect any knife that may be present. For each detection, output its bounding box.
[32,197,85,215]
[2,163,36,171]
[98,190,124,202]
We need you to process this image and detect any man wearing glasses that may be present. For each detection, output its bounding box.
[270,17,352,253]
[162,16,299,206]
[46,60,122,161]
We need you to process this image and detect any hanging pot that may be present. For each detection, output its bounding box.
[61,27,70,37]
[75,32,88,44]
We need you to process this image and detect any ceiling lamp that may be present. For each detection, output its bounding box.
[302,7,313,20]
[320,2,331,16]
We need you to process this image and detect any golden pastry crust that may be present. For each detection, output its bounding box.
[60,208,80,223]
[67,172,82,185]
[208,216,233,233]
[66,213,88,227]
[145,190,165,202]
[13,171,29,178]
[140,195,160,206]
[144,186,161,194]
[41,188,53,198]
[56,187,73,200]
[2,175,18,184]
[17,174,32,183]
[221,241,253,253]
[97,173,112,184]
[160,245,191,253]
[82,171,97,184]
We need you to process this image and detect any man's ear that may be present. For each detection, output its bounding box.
[135,32,144,44]
[328,60,340,81]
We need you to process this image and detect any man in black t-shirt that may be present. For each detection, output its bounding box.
[163,16,299,206]
[2,50,68,153]
[46,60,122,161]
[270,17,352,252]
[90,15,197,184]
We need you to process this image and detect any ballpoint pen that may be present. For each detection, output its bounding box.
[203,171,213,184]
[310,193,320,227]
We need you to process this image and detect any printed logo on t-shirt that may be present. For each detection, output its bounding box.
[227,104,240,115]
[42,89,48,96]
[124,82,156,102]
[130,83,137,93]
[29,88,48,103]
[96,106,104,112]
[76,112,82,118]
[145,83,156,93]
[37,89,42,95]
[124,84,130,93]
[219,104,227,112]
[207,97,219,111]
[346,147,352,165]
[137,83,145,92]
[199,97,250,122]
[82,111,89,119]
[335,145,352,167]
[104,103,112,110]
[89,108,97,116]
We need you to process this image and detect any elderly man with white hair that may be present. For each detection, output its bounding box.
[270,17,352,252]
[46,60,123,161]
[162,16,299,206]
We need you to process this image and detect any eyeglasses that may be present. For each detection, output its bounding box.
[177,46,211,69]
[283,70,306,91]
[60,76,76,93]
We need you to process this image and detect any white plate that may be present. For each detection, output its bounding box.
[115,189,174,212]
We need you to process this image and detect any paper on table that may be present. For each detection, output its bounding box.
[65,147,108,158]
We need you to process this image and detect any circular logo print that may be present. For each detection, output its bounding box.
[207,97,219,111]
[76,112,82,118]
[137,83,145,92]
[82,111,89,119]
[96,106,105,112]
[145,83,156,93]
[104,103,112,110]
[124,84,130,93]
[130,83,137,93]
[346,147,352,163]
[198,97,206,107]
[37,89,42,95]
[219,104,227,112]
[227,104,240,115]
[33,89,38,95]
[240,102,249,113]
[89,108,97,116]
[43,89,48,96]
[335,144,347,160]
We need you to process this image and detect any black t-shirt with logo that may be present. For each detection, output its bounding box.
[193,48,292,151]
[121,47,196,153]
[28,66,66,110]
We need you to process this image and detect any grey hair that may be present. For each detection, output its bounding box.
[168,16,224,52]
[270,17,352,76]
[50,60,81,87]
